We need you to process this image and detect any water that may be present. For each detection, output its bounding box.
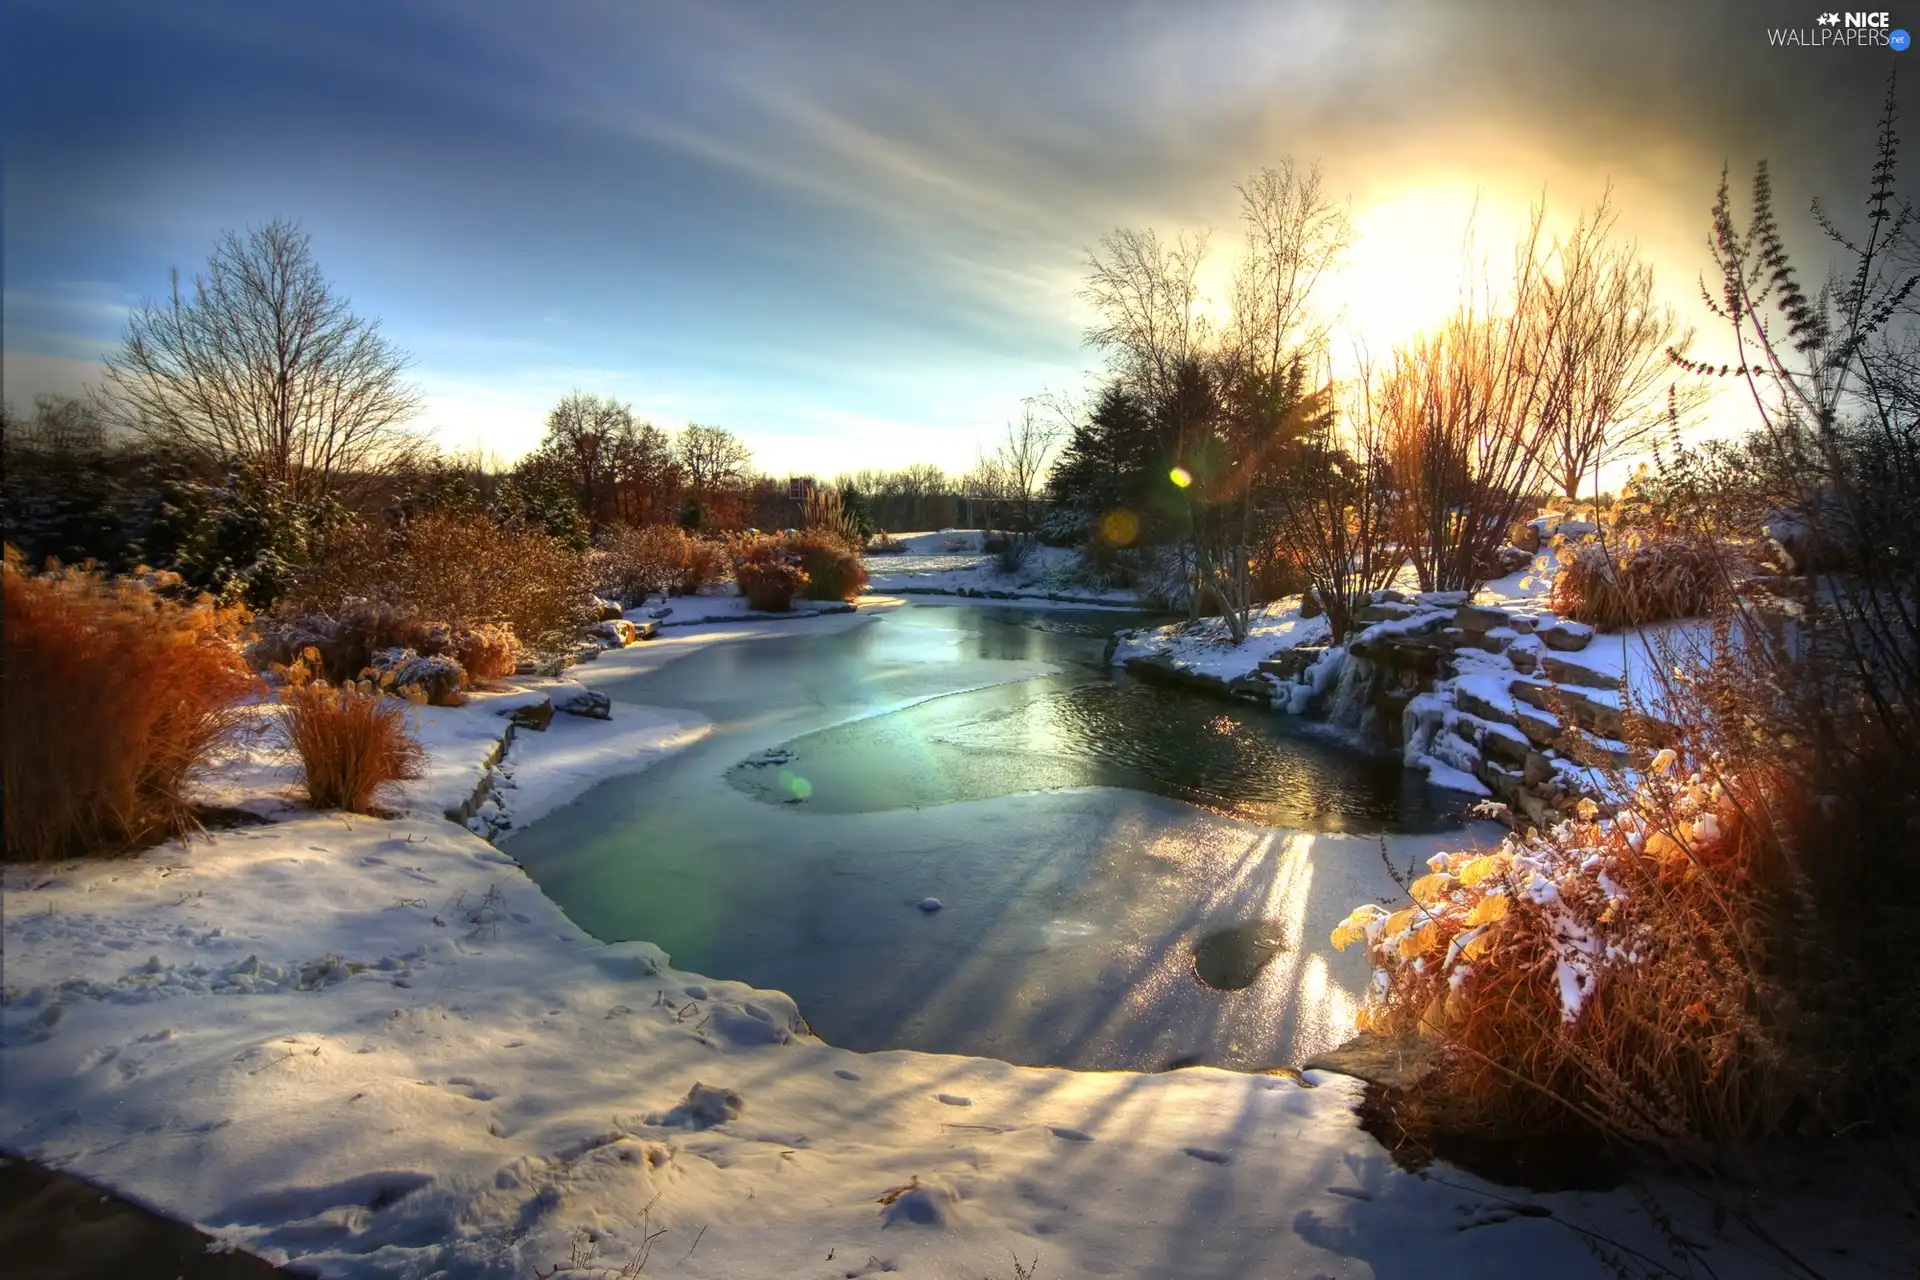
[505,603,1492,1072]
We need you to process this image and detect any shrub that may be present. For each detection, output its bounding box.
[2,549,258,861]
[248,603,520,690]
[864,529,905,555]
[1333,625,1920,1157]
[450,622,518,683]
[679,537,732,595]
[993,531,1038,575]
[275,653,425,813]
[1549,531,1723,630]
[787,531,869,602]
[286,512,593,655]
[598,524,690,604]
[731,535,808,611]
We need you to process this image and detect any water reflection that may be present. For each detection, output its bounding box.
[729,608,1468,833]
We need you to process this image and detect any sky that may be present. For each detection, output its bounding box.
[4,0,1913,479]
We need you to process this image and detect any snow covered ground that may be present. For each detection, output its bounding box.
[2,613,1903,1278]
[863,531,1140,606]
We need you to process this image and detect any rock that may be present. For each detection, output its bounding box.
[554,688,612,720]
[1538,620,1596,651]
[591,619,642,648]
[1374,588,1414,605]
[1299,589,1324,619]
[591,595,625,621]
[1507,615,1536,634]
[1480,758,1522,802]
[1508,521,1541,554]
[1352,601,1417,623]
[661,1082,742,1128]
[1509,680,1623,738]
[1303,1033,1444,1090]
[1489,544,1534,575]
[1258,646,1326,680]
[1508,646,1538,675]
[918,898,942,913]
[1541,654,1618,690]
[1515,787,1554,829]
[1555,519,1599,540]
[1523,750,1556,787]
[505,700,553,732]
[1454,604,1512,633]
[1414,591,1471,609]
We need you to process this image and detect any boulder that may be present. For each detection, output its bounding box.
[506,699,554,732]
[554,687,612,720]
[592,618,643,647]
[1454,603,1512,633]
[1523,750,1555,787]
[1352,601,1417,623]
[1259,645,1327,680]
[592,595,625,621]
[1541,654,1619,690]
[1414,590,1471,609]
[1537,620,1595,651]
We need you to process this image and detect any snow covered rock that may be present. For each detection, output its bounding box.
[880,1175,963,1228]
[554,687,612,719]
[592,618,642,648]
[918,897,942,913]
[1537,620,1595,651]
[655,1081,743,1128]
[371,648,466,705]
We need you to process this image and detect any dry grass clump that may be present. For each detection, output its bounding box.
[598,524,691,604]
[786,531,869,602]
[680,536,732,595]
[1549,532,1723,630]
[864,529,905,554]
[2,548,258,861]
[274,650,425,813]
[731,535,809,611]
[802,487,862,547]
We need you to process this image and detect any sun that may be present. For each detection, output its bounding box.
[1324,184,1536,365]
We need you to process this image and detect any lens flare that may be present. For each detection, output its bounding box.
[1098,508,1140,546]
[1169,467,1192,489]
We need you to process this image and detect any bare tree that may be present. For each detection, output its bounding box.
[1537,192,1699,503]
[1383,206,1566,593]
[1225,160,1350,384]
[104,219,423,503]
[677,423,751,495]
[537,391,633,532]
[1081,226,1212,405]
[982,398,1065,530]
[1271,353,1403,643]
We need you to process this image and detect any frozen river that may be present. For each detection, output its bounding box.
[505,602,1495,1072]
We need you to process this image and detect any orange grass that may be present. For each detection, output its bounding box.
[786,531,869,602]
[275,655,425,813]
[1550,532,1722,630]
[2,548,258,861]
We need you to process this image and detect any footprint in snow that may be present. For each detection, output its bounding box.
[1183,1146,1232,1165]
[1048,1126,1093,1142]
[834,1069,861,1081]
[935,1093,971,1107]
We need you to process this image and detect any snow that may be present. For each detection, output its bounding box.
[1112,596,1330,677]
[863,531,1140,605]
[4,605,1906,1278]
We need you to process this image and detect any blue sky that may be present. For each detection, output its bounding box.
[3,0,1905,476]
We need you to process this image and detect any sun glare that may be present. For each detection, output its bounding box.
[1327,185,1534,361]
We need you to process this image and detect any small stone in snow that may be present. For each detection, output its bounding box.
[918,898,942,913]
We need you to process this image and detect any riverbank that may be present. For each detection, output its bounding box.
[2,605,1902,1278]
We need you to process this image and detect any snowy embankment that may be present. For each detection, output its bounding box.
[1110,547,1701,819]
[863,530,1140,607]
[1,615,1871,1279]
